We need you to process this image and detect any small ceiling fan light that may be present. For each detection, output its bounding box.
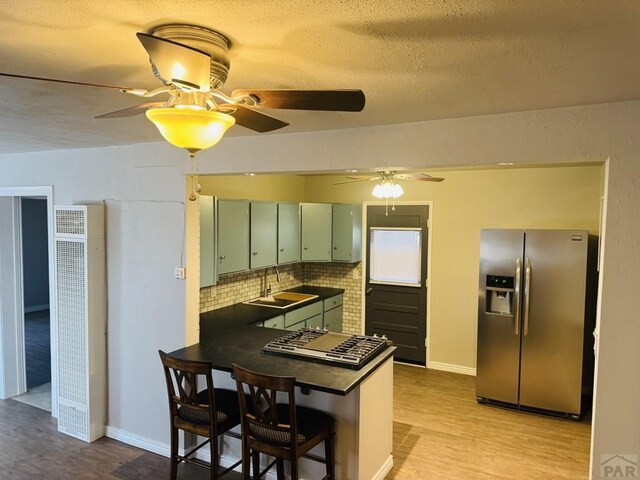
[371,183,386,198]
[146,107,235,157]
[372,180,404,199]
[392,183,404,197]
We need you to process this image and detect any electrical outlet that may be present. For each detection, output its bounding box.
[174,267,186,280]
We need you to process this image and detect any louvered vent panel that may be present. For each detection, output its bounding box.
[55,205,106,443]
[56,239,87,405]
[58,403,88,438]
[55,208,86,236]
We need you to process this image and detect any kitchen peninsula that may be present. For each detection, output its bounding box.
[171,286,395,480]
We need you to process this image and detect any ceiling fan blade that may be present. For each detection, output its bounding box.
[396,173,445,182]
[136,32,211,92]
[333,176,381,185]
[232,89,366,112]
[95,102,165,119]
[0,72,144,94]
[222,104,289,133]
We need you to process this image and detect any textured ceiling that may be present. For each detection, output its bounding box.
[1,0,640,154]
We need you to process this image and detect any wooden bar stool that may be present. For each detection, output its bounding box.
[159,350,242,480]
[232,363,336,480]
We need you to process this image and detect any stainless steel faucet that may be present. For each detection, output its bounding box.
[263,266,281,297]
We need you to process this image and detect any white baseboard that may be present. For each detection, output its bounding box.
[372,455,394,480]
[105,425,170,458]
[24,304,50,313]
[428,361,476,376]
[107,426,386,480]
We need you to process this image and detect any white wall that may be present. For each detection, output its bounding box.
[0,143,188,445]
[0,99,638,477]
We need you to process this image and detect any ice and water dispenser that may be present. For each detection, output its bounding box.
[485,275,515,315]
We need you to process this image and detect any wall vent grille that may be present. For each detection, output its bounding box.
[58,403,88,438]
[54,205,105,443]
[56,239,87,405]
[55,208,86,236]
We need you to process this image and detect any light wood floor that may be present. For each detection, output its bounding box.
[388,364,591,480]
[0,364,590,479]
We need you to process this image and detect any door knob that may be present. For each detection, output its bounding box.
[365,287,373,295]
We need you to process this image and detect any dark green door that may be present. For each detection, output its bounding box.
[365,205,429,365]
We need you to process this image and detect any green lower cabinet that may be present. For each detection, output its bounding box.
[262,315,284,329]
[284,302,323,328]
[323,305,343,333]
[285,320,306,331]
[306,314,323,329]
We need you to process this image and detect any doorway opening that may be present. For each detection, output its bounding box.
[13,198,52,411]
[0,186,57,417]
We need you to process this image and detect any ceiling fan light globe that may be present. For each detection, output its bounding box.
[371,183,386,198]
[145,107,235,154]
[372,180,404,199]
[392,183,404,198]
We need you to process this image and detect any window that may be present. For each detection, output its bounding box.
[369,227,422,287]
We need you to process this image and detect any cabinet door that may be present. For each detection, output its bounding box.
[285,320,306,331]
[199,195,216,287]
[306,314,323,329]
[263,315,285,329]
[323,305,343,333]
[332,204,362,262]
[250,202,277,269]
[301,203,332,261]
[217,199,250,275]
[278,203,300,265]
[284,301,323,328]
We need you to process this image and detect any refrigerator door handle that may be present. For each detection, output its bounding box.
[523,257,532,335]
[514,257,522,336]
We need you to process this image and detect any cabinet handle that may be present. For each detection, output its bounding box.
[219,255,225,260]
[334,246,338,250]
[280,248,284,252]
[304,246,309,250]
[252,252,258,255]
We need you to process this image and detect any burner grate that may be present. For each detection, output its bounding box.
[262,328,389,369]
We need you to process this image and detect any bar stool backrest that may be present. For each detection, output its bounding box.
[232,364,299,453]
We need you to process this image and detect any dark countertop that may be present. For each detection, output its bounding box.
[170,285,395,396]
[200,285,345,335]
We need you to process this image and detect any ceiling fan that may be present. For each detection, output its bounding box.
[334,171,444,214]
[334,170,444,198]
[0,24,365,157]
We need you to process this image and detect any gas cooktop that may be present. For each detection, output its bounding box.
[262,328,390,369]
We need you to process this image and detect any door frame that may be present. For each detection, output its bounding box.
[361,201,433,367]
[0,186,57,417]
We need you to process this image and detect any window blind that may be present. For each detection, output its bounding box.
[369,227,422,287]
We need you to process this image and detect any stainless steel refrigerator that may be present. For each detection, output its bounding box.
[476,229,597,418]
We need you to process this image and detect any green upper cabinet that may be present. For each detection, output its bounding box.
[217,199,250,275]
[250,202,278,269]
[332,204,362,262]
[301,203,332,261]
[199,195,216,287]
[277,203,300,265]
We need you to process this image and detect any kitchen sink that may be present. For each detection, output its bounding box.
[244,292,318,309]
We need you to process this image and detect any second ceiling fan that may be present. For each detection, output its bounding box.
[335,171,445,193]
[0,24,366,156]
